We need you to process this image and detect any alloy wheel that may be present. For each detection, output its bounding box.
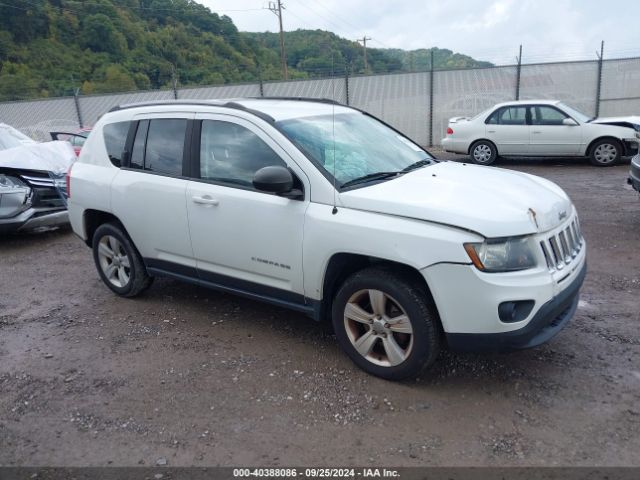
[97,235,131,288]
[343,289,414,367]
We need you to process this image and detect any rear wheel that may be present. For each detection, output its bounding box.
[469,140,498,166]
[331,267,440,380]
[589,139,621,166]
[92,223,153,297]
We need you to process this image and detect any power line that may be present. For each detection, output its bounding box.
[291,1,353,36]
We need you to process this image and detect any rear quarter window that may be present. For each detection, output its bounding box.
[103,121,131,167]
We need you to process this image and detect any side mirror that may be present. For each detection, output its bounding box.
[562,118,578,126]
[253,165,303,199]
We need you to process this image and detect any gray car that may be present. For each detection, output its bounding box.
[0,123,71,233]
[629,154,640,193]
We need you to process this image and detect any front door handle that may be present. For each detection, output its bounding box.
[532,131,542,134]
[192,195,219,206]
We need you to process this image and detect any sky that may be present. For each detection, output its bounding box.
[200,0,640,65]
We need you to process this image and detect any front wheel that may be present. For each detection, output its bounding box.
[469,140,498,165]
[92,223,153,297]
[331,267,440,380]
[589,139,621,166]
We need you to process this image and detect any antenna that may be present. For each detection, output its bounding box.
[331,50,338,214]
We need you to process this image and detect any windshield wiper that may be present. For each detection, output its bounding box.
[341,171,401,188]
[401,158,433,172]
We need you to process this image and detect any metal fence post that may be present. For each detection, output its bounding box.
[258,64,264,97]
[515,45,522,100]
[429,50,434,147]
[171,64,178,100]
[345,62,350,105]
[73,88,83,129]
[595,41,604,118]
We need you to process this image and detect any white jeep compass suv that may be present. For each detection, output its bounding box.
[67,98,587,380]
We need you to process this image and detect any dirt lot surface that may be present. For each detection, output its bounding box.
[1,153,639,467]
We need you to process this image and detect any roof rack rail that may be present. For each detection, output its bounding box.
[222,101,275,123]
[107,99,276,123]
[108,100,223,113]
[107,97,343,122]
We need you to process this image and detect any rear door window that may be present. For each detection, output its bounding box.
[486,109,500,124]
[144,119,187,176]
[498,107,527,125]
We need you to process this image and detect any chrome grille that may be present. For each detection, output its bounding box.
[20,174,55,187]
[540,217,583,271]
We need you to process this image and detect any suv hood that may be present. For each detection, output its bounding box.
[339,162,572,238]
[590,115,640,130]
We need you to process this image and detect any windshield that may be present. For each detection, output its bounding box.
[277,112,433,187]
[557,102,591,123]
[0,124,36,151]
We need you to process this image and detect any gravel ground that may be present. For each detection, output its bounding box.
[1,152,639,467]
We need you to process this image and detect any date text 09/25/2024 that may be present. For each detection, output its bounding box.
[233,468,400,478]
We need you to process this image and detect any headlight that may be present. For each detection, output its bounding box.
[464,236,538,272]
[0,174,28,190]
[0,175,32,218]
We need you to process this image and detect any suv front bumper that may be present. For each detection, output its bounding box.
[421,222,586,353]
[445,261,586,352]
[628,154,640,193]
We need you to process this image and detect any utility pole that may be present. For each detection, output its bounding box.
[357,36,372,73]
[269,1,288,80]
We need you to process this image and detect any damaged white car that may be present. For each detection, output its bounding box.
[0,123,76,233]
[442,100,640,166]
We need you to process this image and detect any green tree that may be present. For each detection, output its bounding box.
[0,63,39,100]
[81,14,127,57]
[93,65,136,93]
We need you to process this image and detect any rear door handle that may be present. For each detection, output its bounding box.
[192,195,219,206]
[532,131,542,134]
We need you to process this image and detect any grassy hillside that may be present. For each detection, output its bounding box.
[0,0,491,101]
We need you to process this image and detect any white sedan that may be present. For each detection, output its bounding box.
[441,100,640,166]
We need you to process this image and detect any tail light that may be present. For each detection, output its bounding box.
[66,163,73,198]
[446,127,454,135]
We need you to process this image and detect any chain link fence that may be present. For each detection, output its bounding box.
[1,57,639,146]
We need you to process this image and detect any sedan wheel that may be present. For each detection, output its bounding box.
[591,142,620,166]
[470,141,497,165]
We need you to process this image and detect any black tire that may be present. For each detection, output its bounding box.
[469,140,498,166]
[331,266,440,380]
[92,223,153,297]
[589,138,621,166]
